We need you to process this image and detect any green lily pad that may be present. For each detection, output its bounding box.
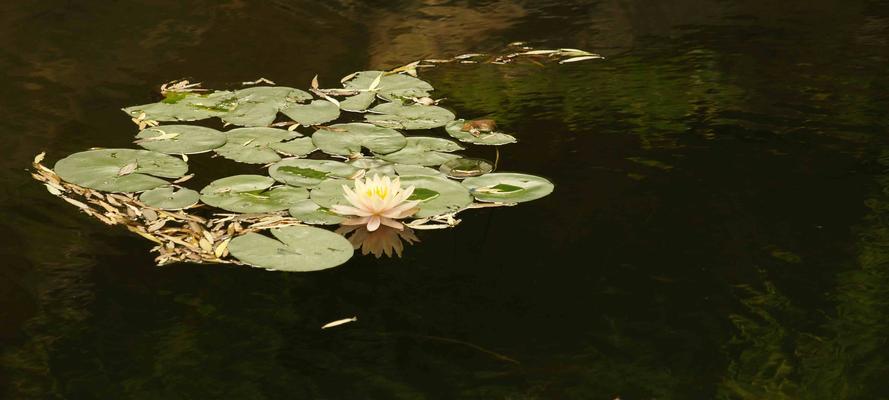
[54,149,188,193]
[122,91,236,122]
[445,119,517,145]
[221,86,313,127]
[228,226,353,272]
[269,159,358,187]
[288,199,344,225]
[214,127,300,164]
[339,91,376,112]
[439,158,493,178]
[398,175,473,217]
[393,164,446,177]
[139,186,200,209]
[281,100,340,126]
[378,136,463,166]
[269,137,316,157]
[461,173,554,203]
[365,103,455,130]
[135,125,226,154]
[308,179,353,209]
[199,175,308,213]
[342,71,434,101]
[312,123,406,156]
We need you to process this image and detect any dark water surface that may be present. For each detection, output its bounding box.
[2,0,889,398]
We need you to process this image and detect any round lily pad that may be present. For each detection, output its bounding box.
[222,86,313,127]
[308,179,353,209]
[214,127,300,164]
[135,125,226,154]
[281,100,340,126]
[139,186,200,209]
[394,164,446,177]
[439,158,493,179]
[398,175,473,217]
[365,103,455,130]
[378,136,463,166]
[339,91,376,112]
[461,173,554,203]
[54,149,188,193]
[228,226,353,272]
[288,199,344,225]
[445,119,517,145]
[312,123,406,156]
[269,137,316,157]
[122,91,236,122]
[269,159,358,187]
[199,175,308,213]
[342,71,434,101]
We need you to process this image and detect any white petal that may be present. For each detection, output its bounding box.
[379,217,403,230]
[367,215,381,231]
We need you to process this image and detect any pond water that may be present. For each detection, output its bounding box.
[2,0,889,398]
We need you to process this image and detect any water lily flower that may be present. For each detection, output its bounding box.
[331,174,420,231]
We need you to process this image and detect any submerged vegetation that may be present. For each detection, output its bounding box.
[30,47,598,272]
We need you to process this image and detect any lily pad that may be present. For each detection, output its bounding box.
[269,159,358,187]
[393,164,446,177]
[342,70,434,102]
[122,91,236,122]
[445,119,517,145]
[139,186,200,209]
[281,100,340,126]
[308,179,354,209]
[228,226,353,272]
[398,175,473,217]
[439,158,493,178]
[339,91,376,112]
[312,123,406,156]
[461,173,554,203]
[54,149,188,193]
[135,125,226,154]
[269,137,316,157]
[199,175,308,213]
[288,199,344,225]
[214,127,300,164]
[365,103,455,130]
[378,136,463,166]
[221,86,314,127]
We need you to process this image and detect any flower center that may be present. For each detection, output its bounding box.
[366,186,390,199]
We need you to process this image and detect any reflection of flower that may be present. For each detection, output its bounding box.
[332,174,420,231]
[336,225,420,258]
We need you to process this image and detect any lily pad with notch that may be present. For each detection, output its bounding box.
[269,137,316,157]
[54,148,189,193]
[139,186,200,209]
[122,91,237,122]
[398,175,473,217]
[281,100,340,126]
[199,174,308,213]
[135,125,226,154]
[221,86,314,127]
[228,225,353,272]
[214,127,300,164]
[377,136,464,166]
[366,103,455,130]
[312,123,406,156]
[288,199,344,225]
[445,119,517,145]
[339,91,376,112]
[268,159,358,187]
[439,157,493,179]
[342,70,434,102]
[461,173,554,203]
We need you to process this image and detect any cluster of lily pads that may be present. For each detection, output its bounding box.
[42,65,556,272]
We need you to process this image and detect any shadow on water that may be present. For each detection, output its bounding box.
[2,0,889,398]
